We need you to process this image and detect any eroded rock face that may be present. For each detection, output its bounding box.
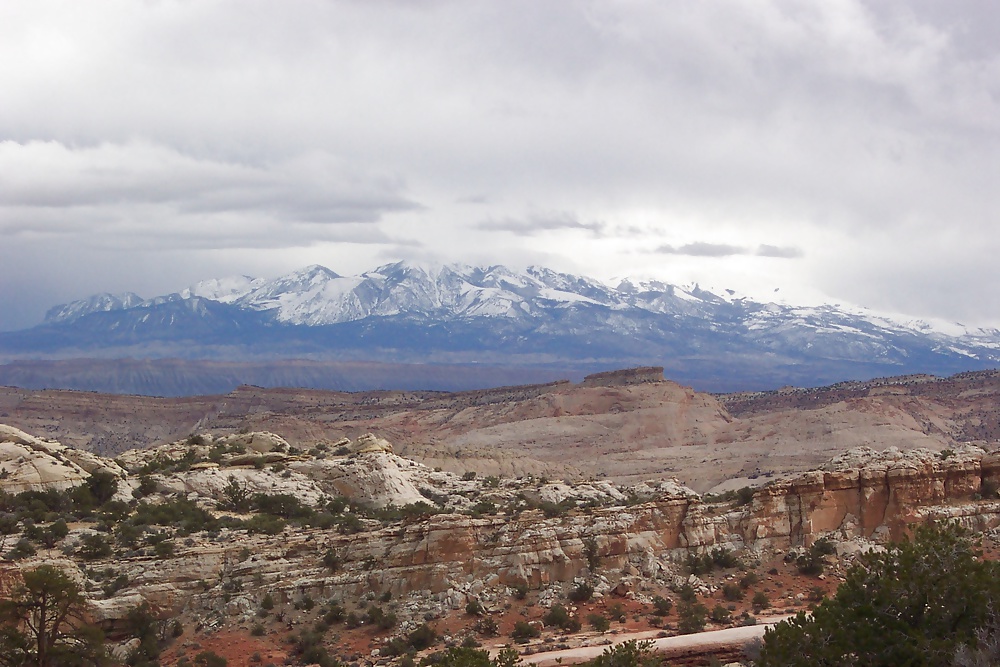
[0,424,125,494]
[216,431,290,454]
[8,424,1000,635]
[746,445,1000,546]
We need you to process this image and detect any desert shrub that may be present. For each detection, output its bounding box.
[407,622,437,650]
[586,640,657,667]
[752,592,771,612]
[475,616,499,637]
[366,605,397,630]
[702,487,755,507]
[710,604,731,623]
[512,583,528,600]
[125,603,165,667]
[0,514,18,535]
[466,600,484,616]
[676,584,697,603]
[78,532,113,560]
[589,613,611,632]
[103,574,130,598]
[677,599,707,634]
[193,650,227,667]
[651,596,673,616]
[129,497,218,534]
[322,548,343,572]
[291,631,337,667]
[722,583,744,601]
[584,537,601,571]
[711,547,739,568]
[462,471,477,481]
[243,514,286,535]
[251,493,313,521]
[811,537,836,556]
[739,572,759,589]
[735,486,755,506]
[382,637,409,658]
[86,470,119,505]
[569,581,594,602]
[324,601,344,624]
[807,586,826,602]
[543,604,571,628]
[686,552,714,575]
[219,476,251,512]
[336,513,364,534]
[532,499,575,518]
[133,475,158,498]
[153,540,175,558]
[511,621,540,642]
[542,605,580,632]
[470,500,497,517]
[426,646,491,667]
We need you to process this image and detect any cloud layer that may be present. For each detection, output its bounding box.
[1,1,999,330]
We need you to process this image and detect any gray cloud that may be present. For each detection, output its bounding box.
[756,245,804,259]
[477,212,606,236]
[654,243,748,257]
[651,242,804,259]
[0,141,417,227]
[0,1,998,329]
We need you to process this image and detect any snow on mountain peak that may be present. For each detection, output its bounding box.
[180,275,264,304]
[44,292,145,324]
[41,262,1000,354]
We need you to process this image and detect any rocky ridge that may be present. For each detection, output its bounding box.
[11,367,1000,496]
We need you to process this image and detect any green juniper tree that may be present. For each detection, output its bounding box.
[0,565,107,667]
[759,524,1000,667]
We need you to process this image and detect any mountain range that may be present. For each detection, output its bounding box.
[2,260,999,394]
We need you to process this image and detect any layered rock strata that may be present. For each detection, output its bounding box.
[6,424,1000,633]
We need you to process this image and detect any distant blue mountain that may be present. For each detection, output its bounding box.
[2,261,998,393]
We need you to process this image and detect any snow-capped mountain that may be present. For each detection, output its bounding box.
[9,261,1000,392]
[44,292,145,324]
[222,262,629,324]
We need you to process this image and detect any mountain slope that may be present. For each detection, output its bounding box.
[2,261,999,393]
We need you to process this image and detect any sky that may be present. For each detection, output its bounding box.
[1,0,999,331]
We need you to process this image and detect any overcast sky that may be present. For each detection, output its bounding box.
[2,0,999,331]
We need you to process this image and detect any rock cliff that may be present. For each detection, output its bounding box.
[5,424,1000,641]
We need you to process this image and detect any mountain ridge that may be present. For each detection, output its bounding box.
[6,260,1000,394]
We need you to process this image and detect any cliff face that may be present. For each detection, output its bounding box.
[6,422,1000,634]
[746,446,1000,547]
[110,447,1000,623]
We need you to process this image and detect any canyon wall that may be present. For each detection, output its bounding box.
[101,447,1000,624]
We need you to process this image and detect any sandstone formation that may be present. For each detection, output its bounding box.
[5,421,1000,650]
[0,424,124,494]
[8,369,1000,492]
